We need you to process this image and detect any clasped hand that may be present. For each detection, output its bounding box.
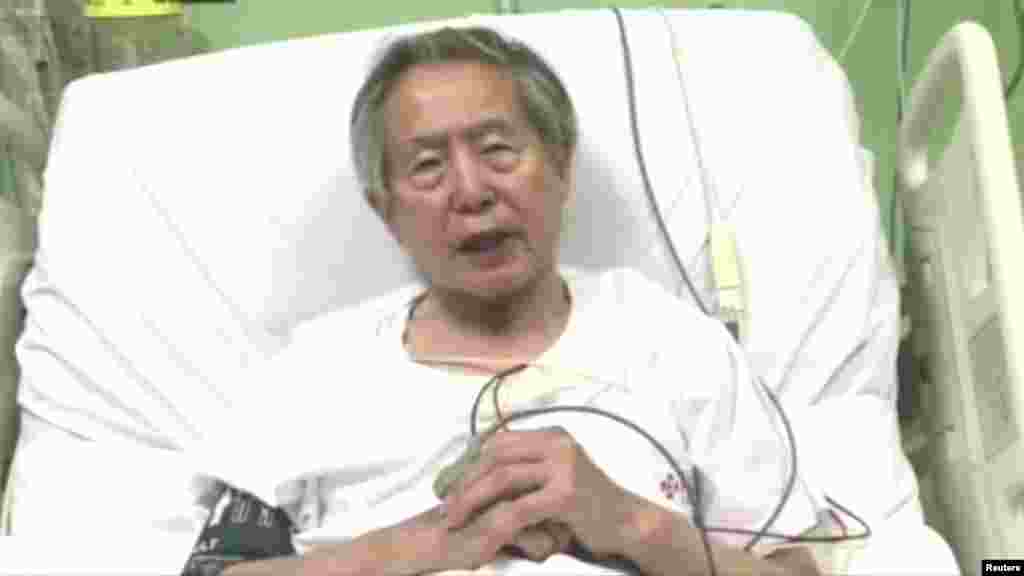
[430,426,641,571]
[299,427,646,576]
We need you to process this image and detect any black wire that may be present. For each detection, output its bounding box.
[698,495,873,544]
[447,7,875,571]
[475,395,719,573]
[611,7,711,317]
[897,0,910,123]
[1006,0,1024,99]
[469,363,529,436]
[741,378,796,551]
[471,370,872,551]
[466,364,710,572]
[611,5,870,567]
[893,0,911,257]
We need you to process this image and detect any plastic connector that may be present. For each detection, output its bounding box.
[434,436,484,499]
[710,221,745,339]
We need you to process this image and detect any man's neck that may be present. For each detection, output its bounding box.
[426,269,569,343]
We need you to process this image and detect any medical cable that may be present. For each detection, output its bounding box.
[656,10,718,247]
[1006,0,1024,99]
[472,364,776,553]
[608,2,871,554]
[464,362,719,575]
[470,362,530,436]
[429,8,872,569]
[658,9,747,340]
[893,0,911,259]
[837,0,874,64]
[896,0,910,123]
[461,364,871,547]
[610,6,710,317]
[605,13,733,568]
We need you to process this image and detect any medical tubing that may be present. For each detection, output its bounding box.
[610,7,710,317]
[474,364,872,547]
[436,8,873,568]
[476,365,718,575]
[896,0,909,122]
[606,9,733,570]
[470,363,530,436]
[609,5,871,552]
[837,0,874,63]
[1007,0,1024,99]
[658,10,718,241]
[742,378,797,550]
[893,0,911,256]
[481,364,785,551]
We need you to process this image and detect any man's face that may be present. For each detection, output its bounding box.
[380,60,571,300]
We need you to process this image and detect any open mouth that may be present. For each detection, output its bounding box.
[458,229,512,253]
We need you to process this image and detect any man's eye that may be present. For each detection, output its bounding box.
[484,143,512,155]
[483,144,518,170]
[412,158,442,173]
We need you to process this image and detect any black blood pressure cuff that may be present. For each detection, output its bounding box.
[181,483,297,576]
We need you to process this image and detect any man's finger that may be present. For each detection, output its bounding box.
[545,522,575,553]
[509,525,560,562]
[446,462,549,530]
[457,430,551,496]
[444,457,548,528]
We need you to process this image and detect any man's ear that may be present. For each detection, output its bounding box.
[367,188,384,217]
[560,149,577,209]
[369,189,404,246]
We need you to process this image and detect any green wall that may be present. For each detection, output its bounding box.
[184,1,492,51]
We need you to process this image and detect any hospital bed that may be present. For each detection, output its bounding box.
[0,7,1008,574]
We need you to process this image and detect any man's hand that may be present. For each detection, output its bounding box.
[441,427,644,562]
[280,505,568,576]
[419,506,574,572]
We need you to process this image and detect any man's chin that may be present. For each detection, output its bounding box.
[459,277,533,302]
[443,266,537,301]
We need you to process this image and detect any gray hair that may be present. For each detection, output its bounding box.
[349,26,578,213]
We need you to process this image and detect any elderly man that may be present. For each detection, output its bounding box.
[217,25,828,576]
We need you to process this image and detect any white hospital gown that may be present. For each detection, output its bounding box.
[227,266,821,565]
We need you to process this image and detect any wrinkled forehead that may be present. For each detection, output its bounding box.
[383,60,530,147]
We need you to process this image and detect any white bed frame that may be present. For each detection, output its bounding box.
[899,21,1024,572]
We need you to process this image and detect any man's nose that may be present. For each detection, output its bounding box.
[450,147,494,213]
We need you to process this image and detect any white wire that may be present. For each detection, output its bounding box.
[838,0,875,63]
[495,0,516,14]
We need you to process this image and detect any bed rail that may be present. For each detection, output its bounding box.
[899,20,1024,572]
